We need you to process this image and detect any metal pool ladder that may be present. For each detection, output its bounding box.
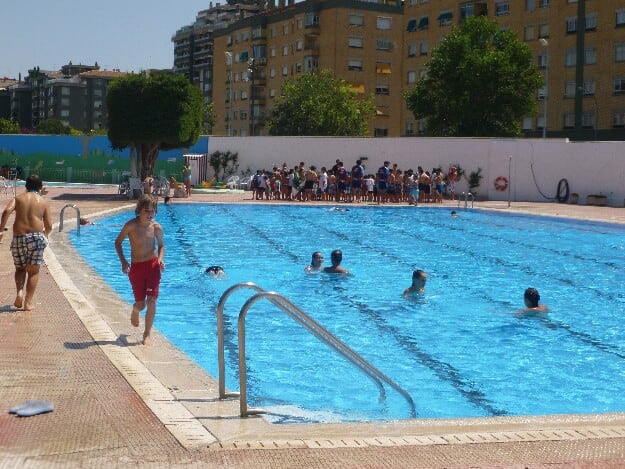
[59,204,81,235]
[216,282,417,418]
[458,192,474,209]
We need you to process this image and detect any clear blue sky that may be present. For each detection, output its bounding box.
[1,1,213,78]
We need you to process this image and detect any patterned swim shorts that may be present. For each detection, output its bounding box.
[10,232,48,267]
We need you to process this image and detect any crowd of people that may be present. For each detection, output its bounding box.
[248,160,460,204]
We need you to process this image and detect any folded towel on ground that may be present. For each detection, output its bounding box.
[9,400,54,417]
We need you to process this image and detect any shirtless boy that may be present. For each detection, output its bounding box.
[0,174,52,311]
[115,195,165,345]
[323,249,350,274]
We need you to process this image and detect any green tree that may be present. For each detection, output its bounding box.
[208,150,239,181]
[404,16,543,137]
[203,103,216,133]
[36,118,70,135]
[266,70,376,136]
[0,118,20,134]
[107,72,203,179]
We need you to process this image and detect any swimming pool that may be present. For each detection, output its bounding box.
[70,204,625,424]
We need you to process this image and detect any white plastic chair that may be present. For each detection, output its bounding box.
[225,175,240,190]
[128,177,144,199]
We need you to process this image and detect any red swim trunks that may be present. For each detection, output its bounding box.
[128,258,161,302]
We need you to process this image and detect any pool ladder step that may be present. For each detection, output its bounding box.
[216,282,417,419]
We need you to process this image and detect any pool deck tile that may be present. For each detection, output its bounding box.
[1,185,625,467]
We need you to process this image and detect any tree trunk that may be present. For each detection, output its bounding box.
[139,143,160,180]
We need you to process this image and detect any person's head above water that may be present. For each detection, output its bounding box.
[411,269,427,290]
[524,287,540,308]
[205,265,225,277]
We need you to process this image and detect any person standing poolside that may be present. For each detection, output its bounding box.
[305,251,324,273]
[181,163,192,197]
[324,249,350,274]
[521,287,548,312]
[403,269,427,296]
[115,195,165,346]
[0,174,52,311]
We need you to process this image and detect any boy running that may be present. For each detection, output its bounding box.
[115,195,165,345]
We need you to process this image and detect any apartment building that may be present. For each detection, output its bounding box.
[212,0,404,136]
[172,2,262,104]
[208,0,625,139]
[7,64,126,132]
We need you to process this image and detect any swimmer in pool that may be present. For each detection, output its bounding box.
[520,287,548,312]
[205,265,225,277]
[403,269,427,296]
[323,249,350,274]
[305,251,324,273]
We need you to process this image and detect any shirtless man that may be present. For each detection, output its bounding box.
[521,287,548,313]
[115,195,165,345]
[0,174,52,311]
[323,249,350,274]
[403,269,427,296]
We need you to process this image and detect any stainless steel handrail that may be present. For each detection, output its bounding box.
[59,204,81,235]
[457,192,474,209]
[216,282,417,418]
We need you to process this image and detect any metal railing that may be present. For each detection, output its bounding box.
[458,192,474,209]
[216,282,417,418]
[59,204,81,235]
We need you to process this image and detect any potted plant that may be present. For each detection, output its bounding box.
[467,167,483,197]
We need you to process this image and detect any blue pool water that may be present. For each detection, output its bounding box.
[70,204,625,424]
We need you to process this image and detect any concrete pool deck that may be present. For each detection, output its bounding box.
[1,184,625,467]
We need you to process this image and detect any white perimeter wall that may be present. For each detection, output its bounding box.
[207,136,625,206]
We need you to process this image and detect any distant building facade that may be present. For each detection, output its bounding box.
[204,0,625,139]
[7,63,126,132]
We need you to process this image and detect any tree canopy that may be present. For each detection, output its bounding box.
[266,70,376,136]
[0,118,20,134]
[404,16,543,137]
[107,72,203,178]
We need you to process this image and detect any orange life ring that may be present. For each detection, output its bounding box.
[494,176,508,191]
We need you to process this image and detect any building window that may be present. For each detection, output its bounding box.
[565,80,576,98]
[406,122,414,136]
[584,80,596,95]
[585,47,596,65]
[585,13,597,31]
[270,68,275,78]
[283,24,289,35]
[438,11,452,27]
[406,18,417,33]
[241,31,249,42]
[613,110,625,128]
[282,66,288,76]
[407,70,417,84]
[582,112,595,128]
[566,17,577,34]
[376,62,391,74]
[349,14,364,27]
[241,90,248,100]
[305,13,319,27]
[296,40,303,51]
[408,43,417,57]
[524,25,535,41]
[540,0,550,7]
[295,63,302,73]
[419,41,428,55]
[522,117,533,130]
[538,53,548,68]
[564,112,575,128]
[283,45,289,56]
[565,49,576,67]
[271,47,276,57]
[616,43,625,62]
[614,76,625,93]
[374,128,389,137]
[526,0,535,11]
[495,1,510,16]
[376,84,390,95]
[270,27,276,38]
[617,9,625,27]
[270,89,276,98]
[537,86,546,100]
[376,16,392,30]
[348,59,363,71]
[537,114,545,129]
[348,36,363,48]
[539,22,549,38]
[376,38,393,51]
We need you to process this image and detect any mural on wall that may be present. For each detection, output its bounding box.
[0,135,209,183]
